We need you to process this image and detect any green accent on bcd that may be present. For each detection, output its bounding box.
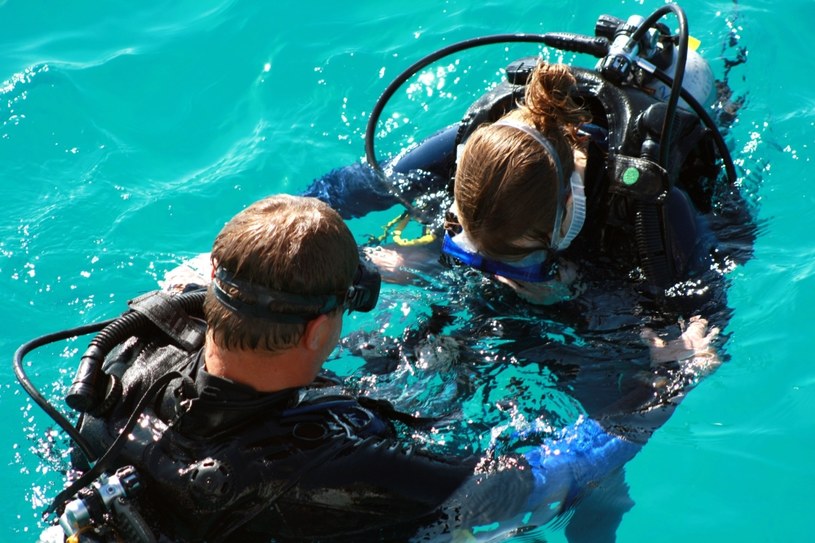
[622,167,640,186]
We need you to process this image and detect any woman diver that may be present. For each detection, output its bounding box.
[307,9,748,312]
[445,60,602,306]
[442,57,717,306]
[300,7,754,537]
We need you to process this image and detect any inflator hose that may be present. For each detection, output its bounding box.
[65,290,206,414]
[628,4,690,292]
[65,311,149,413]
[627,4,689,173]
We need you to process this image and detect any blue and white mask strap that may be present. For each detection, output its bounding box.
[556,171,586,251]
[492,119,568,250]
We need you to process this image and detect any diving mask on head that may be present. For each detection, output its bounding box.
[212,259,381,323]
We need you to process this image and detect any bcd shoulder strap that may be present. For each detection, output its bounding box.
[127,290,206,352]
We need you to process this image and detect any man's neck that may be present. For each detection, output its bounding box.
[203,337,318,393]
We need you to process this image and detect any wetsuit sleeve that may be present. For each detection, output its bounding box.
[420,418,642,539]
[301,125,457,220]
[272,437,475,540]
[317,421,636,538]
[300,437,475,507]
[301,162,402,219]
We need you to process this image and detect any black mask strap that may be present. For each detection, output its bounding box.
[211,261,381,323]
[212,267,340,324]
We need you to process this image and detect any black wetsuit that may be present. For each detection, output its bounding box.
[76,319,476,542]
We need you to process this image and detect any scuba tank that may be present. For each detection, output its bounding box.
[596,13,715,110]
[646,44,714,108]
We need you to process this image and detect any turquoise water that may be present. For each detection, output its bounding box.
[2,0,813,541]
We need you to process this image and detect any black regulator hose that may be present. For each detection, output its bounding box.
[14,319,116,462]
[364,16,736,186]
[627,4,689,174]
[364,32,610,172]
[66,289,207,414]
[647,66,737,184]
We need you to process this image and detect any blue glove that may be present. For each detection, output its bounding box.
[522,417,642,511]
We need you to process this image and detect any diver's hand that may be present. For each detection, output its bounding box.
[494,276,571,305]
[495,260,579,305]
[362,244,445,285]
[363,246,405,273]
[642,316,720,370]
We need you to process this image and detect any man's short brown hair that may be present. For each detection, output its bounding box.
[204,195,358,352]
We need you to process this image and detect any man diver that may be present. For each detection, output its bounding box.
[50,194,641,542]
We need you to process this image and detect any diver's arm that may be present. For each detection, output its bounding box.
[493,259,581,305]
[282,435,475,540]
[302,162,403,219]
[593,317,721,443]
[303,126,457,220]
[419,417,642,539]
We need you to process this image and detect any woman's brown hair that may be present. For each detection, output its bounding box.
[454,62,590,258]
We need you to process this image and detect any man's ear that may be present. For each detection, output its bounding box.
[302,314,331,351]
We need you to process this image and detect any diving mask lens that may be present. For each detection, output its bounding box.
[442,231,559,283]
